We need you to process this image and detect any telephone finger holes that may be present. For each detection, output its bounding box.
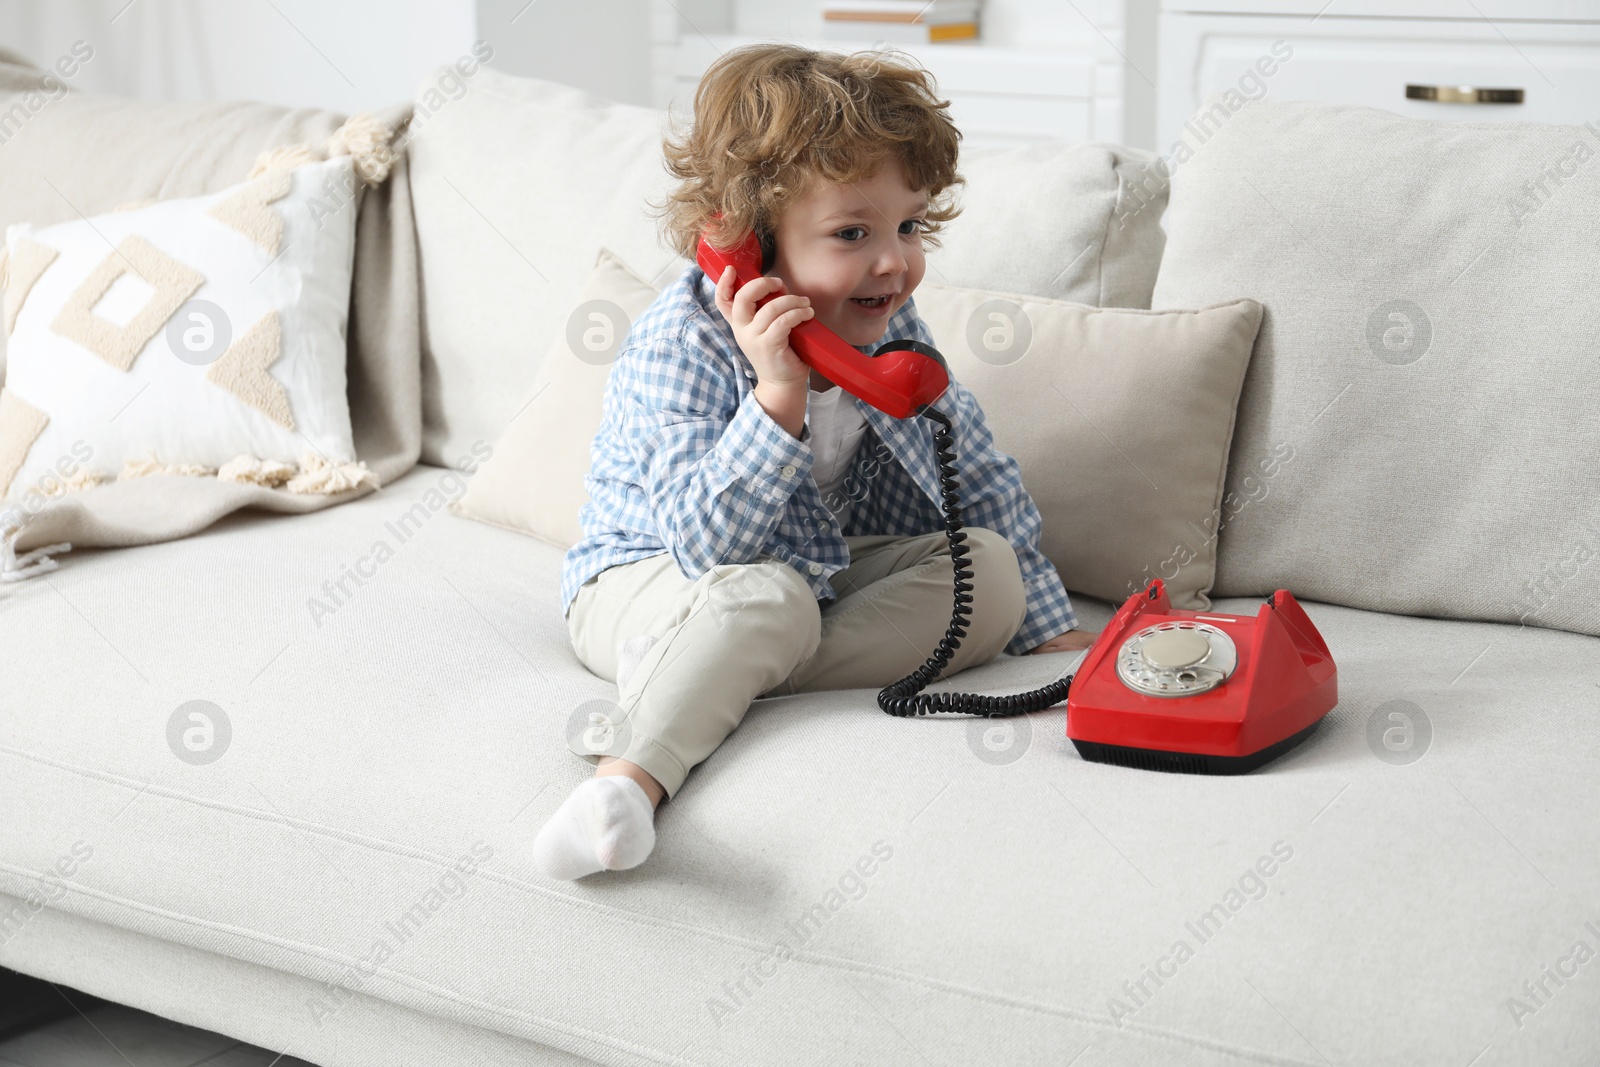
[1117,622,1237,698]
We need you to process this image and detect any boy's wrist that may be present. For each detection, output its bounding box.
[753,379,808,439]
[755,377,808,398]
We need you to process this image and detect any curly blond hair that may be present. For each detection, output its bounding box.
[650,43,964,268]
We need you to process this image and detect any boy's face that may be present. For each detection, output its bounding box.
[768,158,929,358]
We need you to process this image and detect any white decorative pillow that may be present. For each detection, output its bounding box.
[0,154,367,502]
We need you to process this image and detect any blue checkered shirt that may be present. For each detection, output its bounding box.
[560,264,1079,656]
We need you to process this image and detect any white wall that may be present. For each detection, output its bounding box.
[658,0,1160,149]
[475,0,654,107]
[0,0,477,112]
[0,0,1159,148]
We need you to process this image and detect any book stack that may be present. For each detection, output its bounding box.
[821,1,983,44]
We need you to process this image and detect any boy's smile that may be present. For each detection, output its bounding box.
[767,158,930,382]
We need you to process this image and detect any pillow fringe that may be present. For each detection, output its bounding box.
[12,452,381,498]
[122,455,216,479]
[283,450,380,494]
[217,454,296,488]
[247,143,321,180]
[324,112,396,186]
[243,112,396,189]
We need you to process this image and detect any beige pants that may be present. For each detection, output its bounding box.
[565,527,1028,800]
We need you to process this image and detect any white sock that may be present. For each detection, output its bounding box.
[616,634,658,689]
[532,775,657,880]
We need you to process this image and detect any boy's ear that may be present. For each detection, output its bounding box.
[758,229,776,275]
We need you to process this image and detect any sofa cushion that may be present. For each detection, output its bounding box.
[913,283,1261,609]
[406,67,692,469]
[450,246,1259,610]
[928,140,1170,309]
[1151,94,1600,638]
[406,67,1171,468]
[449,246,661,550]
[2,463,1595,1065]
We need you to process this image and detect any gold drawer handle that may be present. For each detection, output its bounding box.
[1406,84,1525,104]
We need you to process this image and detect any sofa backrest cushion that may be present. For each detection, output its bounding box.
[405,66,1171,468]
[933,140,1169,310]
[406,67,688,469]
[1152,93,1600,638]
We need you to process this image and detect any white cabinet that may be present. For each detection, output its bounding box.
[652,0,1155,151]
[1159,1,1600,153]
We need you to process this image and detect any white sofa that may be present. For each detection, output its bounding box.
[2,59,1598,1067]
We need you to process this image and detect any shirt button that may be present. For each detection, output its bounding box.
[808,562,824,576]
[781,464,797,478]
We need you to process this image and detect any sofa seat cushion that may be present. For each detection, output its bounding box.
[1,462,1596,1065]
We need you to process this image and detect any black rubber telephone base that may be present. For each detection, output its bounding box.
[1070,719,1325,775]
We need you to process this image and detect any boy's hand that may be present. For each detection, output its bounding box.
[1028,629,1101,654]
[713,265,814,388]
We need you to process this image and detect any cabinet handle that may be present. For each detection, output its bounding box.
[1406,84,1524,104]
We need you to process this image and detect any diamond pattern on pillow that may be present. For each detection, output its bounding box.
[0,388,49,498]
[49,234,204,372]
[205,168,293,254]
[3,236,59,337]
[206,311,294,431]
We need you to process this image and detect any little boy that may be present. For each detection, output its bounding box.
[534,44,1097,881]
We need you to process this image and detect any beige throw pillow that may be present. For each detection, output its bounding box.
[454,250,1262,612]
[912,283,1262,608]
[448,247,660,548]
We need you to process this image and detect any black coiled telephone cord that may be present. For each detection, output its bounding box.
[876,406,1077,719]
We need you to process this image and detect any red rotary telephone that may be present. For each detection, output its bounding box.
[1064,580,1337,773]
[694,219,1339,773]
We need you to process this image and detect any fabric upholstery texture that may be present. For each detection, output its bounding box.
[449,247,662,551]
[407,66,693,468]
[1,464,1596,1065]
[912,283,1263,609]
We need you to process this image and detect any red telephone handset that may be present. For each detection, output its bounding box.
[695,217,950,420]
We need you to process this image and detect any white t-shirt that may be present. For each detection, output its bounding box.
[802,382,869,530]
